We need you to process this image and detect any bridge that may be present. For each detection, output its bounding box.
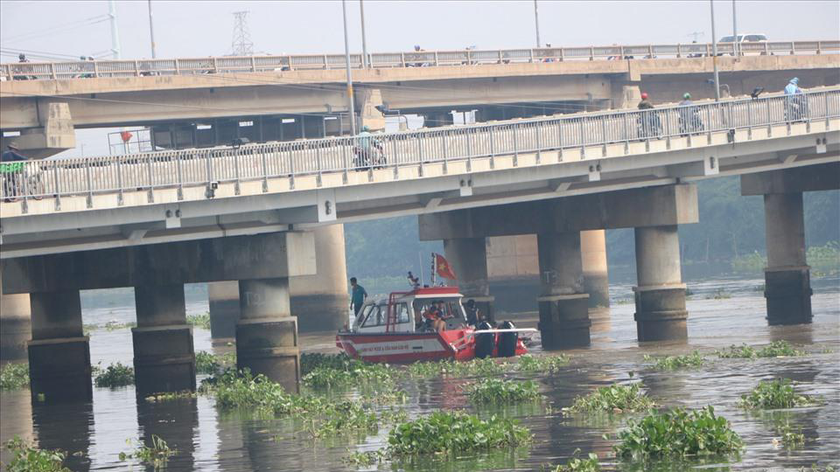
[2,41,838,158]
[1,88,838,401]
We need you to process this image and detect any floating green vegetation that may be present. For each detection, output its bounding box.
[716,340,806,359]
[568,383,655,414]
[740,379,824,410]
[195,351,236,375]
[82,323,99,336]
[209,369,379,438]
[119,435,176,470]
[94,362,134,388]
[4,436,71,472]
[103,320,136,331]
[387,411,531,455]
[186,313,211,330]
[552,449,601,472]
[466,378,542,404]
[799,465,837,472]
[145,391,197,403]
[341,449,388,467]
[614,406,743,459]
[302,358,396,389]
[706,288,732,300]
[644,351,707,370]
[300,352,353,375]
[407,357,508,378]
[0,362,29,390]
[774,420,806,450]
[516,354,570,373]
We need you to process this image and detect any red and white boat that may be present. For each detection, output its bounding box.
[336,286,536,363]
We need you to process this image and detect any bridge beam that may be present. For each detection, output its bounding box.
[634,225,688,342]
[27,288,92,403]
[0,103,75,159]
[132,284,196,396]
[537,232,590,349]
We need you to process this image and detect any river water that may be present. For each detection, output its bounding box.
[1,274,838,471]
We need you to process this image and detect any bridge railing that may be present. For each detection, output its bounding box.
[2,40,838,81]
[2,89,838,207]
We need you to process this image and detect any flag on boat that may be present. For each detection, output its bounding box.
[434,253,457,280]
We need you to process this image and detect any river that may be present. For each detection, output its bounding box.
[1,274,838,471]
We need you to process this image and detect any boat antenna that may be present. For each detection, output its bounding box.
[418,251,425,286]
[430,253,437,286]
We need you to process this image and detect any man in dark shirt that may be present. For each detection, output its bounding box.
[350,277,368,317]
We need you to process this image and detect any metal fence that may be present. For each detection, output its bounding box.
[1,89,838,209]
[2,40,839,81]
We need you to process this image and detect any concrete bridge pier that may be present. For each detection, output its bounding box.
[132,284,196,396]
[208,281,240,339]
[580,230,610,310]
[236,277,301,393]
[537,231,591,349]
[444,237,494,322]
[27,289,92,402]
[762,193,812,325]
[0,267,31,360]
[633,225,688,342]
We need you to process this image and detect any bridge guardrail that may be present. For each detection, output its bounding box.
[1,89,838,210]
[2,40,839,81]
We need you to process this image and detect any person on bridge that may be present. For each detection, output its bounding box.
[637,92,654,110]
[784,77,806,121]
[637,93,661,138]
[1,143,27,201]
[678,93,702,135]
[350,277,368,317]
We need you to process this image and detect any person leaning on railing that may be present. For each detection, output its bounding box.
[1,143,27,202]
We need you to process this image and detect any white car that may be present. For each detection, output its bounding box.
[719,34,769,55]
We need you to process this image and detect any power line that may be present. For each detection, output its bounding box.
[1,15,109,43]
[230,11,254,56]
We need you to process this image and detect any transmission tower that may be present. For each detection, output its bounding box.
[230,11,254,56]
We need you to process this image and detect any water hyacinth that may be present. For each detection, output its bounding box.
[387,411,531,455]
[740,379,824,409]
[94,362,134,388]
[613,406,743,459]
[0,362,30,390]
[643,351,707,370]
[716,340,806,359]
[4,436,71,472]
[466,378,543,404]
[195,351,236,375]
[516,354,570,373]
[568,383,655,413]
[553,449,601,472]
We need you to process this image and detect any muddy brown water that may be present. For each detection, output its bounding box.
[1,275,838,471]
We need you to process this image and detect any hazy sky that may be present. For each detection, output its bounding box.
[2,1,839,62]
[2,0,838,157]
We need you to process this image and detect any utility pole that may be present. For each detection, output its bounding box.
[231,11,254,56]
[147,0,157,58]
[342,0,357,135]
[731,0,739,57]
[533,0,541,48]
[710,0,721,101]
[108,0,121,59]
[360,0,369,68]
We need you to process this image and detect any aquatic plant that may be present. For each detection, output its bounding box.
[119,435,176,470]
[341,449,388,467]
[568,383,655,413]
[302,359,396,389]
[103,320,136,331]
[740,379,824,410]
[516,354,570,373]
[4,436,71,472]
[306,400,378,438]
[613,406,743,458]
[0,362,29,390]
[186,313,211,330]
[466,378,542,404]
[195,351,236,375]
[300,352,354,375]
[407,357,508,378]
[94,362,134,388]
[552,449,601,472]
[387,411,530,455]
[773,420,806,450]
[643,351,706,370]
[707,288,732,300]
[144,391,197,402]
[716,340,806,359]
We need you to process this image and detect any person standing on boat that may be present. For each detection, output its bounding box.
[349,277,368,317]
[464,299,481,326]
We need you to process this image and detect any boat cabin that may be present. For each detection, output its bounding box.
[351,286,468,334]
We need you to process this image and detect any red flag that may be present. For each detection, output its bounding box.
[434,253,457,280]
[120,131,133,143]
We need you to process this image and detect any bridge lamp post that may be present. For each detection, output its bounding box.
[342,0,357,135]
[710,0,721,101]
[732,0,738,57]
[533,0,541,48]
[147,0,157,59]
[360,0,369,68]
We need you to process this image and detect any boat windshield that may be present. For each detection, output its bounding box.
[412,297,467,329]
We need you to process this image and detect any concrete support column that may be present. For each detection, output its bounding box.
[132,284,196,396]
[1,269,31,360]
[444,238,494,322]
[236,278,300,393]
[290,225,349,333]
[28,289,92,402]
[763,193,812,325]
[633,225,688,342]
[208,281,240,339]
[536,232,591,349]
[580,229,610,310]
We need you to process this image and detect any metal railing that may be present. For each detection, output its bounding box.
[1,89,838,209]
[2,40,838,81]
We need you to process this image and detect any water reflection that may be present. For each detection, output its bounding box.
[135,396,198,471]
[32,401,94,471]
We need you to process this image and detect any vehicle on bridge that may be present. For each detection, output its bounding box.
[336,286,534,363]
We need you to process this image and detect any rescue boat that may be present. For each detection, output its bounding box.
[335,286,535,363]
